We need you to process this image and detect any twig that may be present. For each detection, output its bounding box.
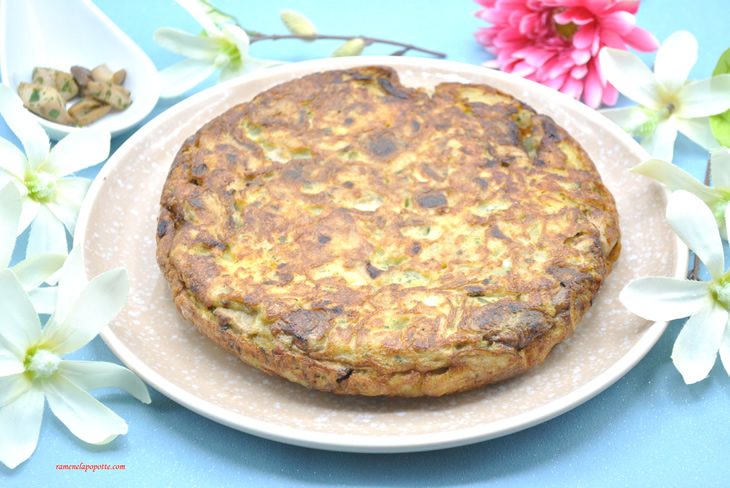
[688,159,712,280]
[249,34,447,58]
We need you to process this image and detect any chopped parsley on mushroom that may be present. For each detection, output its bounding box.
[18,64,132,126]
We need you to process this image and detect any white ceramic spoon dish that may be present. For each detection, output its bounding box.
[0,0,159,140]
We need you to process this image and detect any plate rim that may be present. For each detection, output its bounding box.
[75,56,689,453]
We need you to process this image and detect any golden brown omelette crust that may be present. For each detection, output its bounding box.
[156,66,621,397]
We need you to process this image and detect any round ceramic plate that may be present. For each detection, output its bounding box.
[75,57,687,453]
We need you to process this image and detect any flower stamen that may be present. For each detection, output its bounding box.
[554,20,579,41]
[25,347,61,379]
[25,171,57,203]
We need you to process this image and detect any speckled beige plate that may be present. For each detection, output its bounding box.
[75,57,687,453]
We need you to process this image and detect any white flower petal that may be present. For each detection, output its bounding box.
[42,268,129,355]
[675,116,722,151]
[26,204,68,257]
[0,137,28,180]
[654,31,697,95]
[0,269,41,359]
[677,75,730,118]
[221,23,250,58]
[666,190,724,280]
[672,300,727,384]
[0,182,22,267]
[26,287,59,315]
[45,128,110,178]
[11,252,66,290]
[158,58,219,99]
[218,62,243,83]
[719,320,730,377]
[241,56,286,76]
[619,276,709,321]
[17,195,40,237]
[45,177,92,235]
[0,372,30,405]
[0,385,44,469]
[630,159,722,205]
[599,106,641,128]
[710,147,730,189]
[48,245,86,326]
[0,350,24,377]
[175,0,224,36]
[153,27,222,60]
[598,47,663,109]
[0,85,50,168]
[44,374,127,445]
[641,116,678,162]
[59,360,151,404]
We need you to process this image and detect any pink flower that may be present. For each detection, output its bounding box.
[474,0,659,108]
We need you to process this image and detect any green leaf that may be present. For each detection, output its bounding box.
[710,48,730,147]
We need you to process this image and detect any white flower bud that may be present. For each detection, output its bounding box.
[280,9,317,41]
[331,38,365,58]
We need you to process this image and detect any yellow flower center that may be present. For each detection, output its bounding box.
[710,273,730,310]
[554,21,579,40]
[25,171,57,203]
[25,347,61,380]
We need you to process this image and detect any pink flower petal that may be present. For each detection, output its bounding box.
[483,8,511,23]
[606,1,640,15]
[574,23,598,49]
[571,48,592,65]
[548,55,577,78]
[571,64,589,80]
[599,11,636,35]
[554,8,595,26]
[599,29,628,50]
[602,81,619,106]
[582,63,604,108]
[519,14,540,35]
[525,47,557,67]
[543,73,569,90]
[586,0,618,14]
[511,60,538,77]
[561,76,584,100]
[560,76,583,100]
[624,25,660,52]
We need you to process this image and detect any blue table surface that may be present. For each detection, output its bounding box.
[2,1,728,486]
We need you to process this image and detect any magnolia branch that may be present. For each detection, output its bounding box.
[249,34,447,58]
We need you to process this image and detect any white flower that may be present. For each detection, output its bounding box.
[0,182,65,313]
[599,31,730,162]
[631,147,730,237]
[620,190,730,384]
[155,0,283,98]
[0,85,110,257]
[0,246,150,469]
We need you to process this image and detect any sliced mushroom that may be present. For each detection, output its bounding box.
[31,67,78,102]
[86,80,132,110]
[71,65,93,89]
[91,64,126,85]
[18,82,75,125]
[68,97,111,126]
[90,64,114,83]
[111,68,126,85]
